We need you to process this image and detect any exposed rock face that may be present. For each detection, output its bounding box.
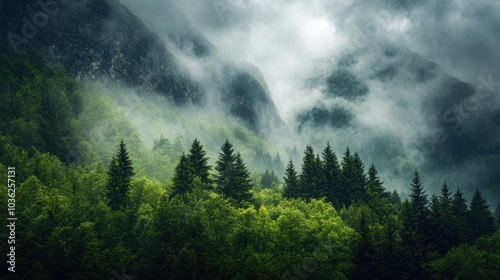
[0,0,284,134]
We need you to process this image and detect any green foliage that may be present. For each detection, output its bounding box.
[105,141,135,211]
[469,188,496,241]
[1,43,498,279]
[214,140,253,205]
[283,160,299,199]
[188,139,211,187]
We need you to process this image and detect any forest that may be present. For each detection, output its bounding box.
[0,38,499,280]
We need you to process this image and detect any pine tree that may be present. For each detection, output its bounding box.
[366,163,391,220]
[468,188,495,241]
[106,140,135,211]
[379,215,402,280]
[339,147,353,207]
[366,163,389,199]
[231,152,253,204]
[214,139,235,194]
[172,153,195,196]
[261,169,279,188]
[299,145,321,200]
[214,140,252,204]
[429,182,454,254]
[188,139,211,187]
[401,170,429,278]
[322,142,342,208]
[272,152,284,176]
[451,187,470,245]
[283,160,299,199]
[390,190,402,206]
[352,207,375,279]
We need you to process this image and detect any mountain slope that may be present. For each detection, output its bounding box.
[0,0,283,134]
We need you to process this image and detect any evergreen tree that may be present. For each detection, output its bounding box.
[340,148,367,206]
[366,163,392,220]
[401,170,429,278]
[231,152,253,204]
[379,215,402,280]
[272,152,284,176]
[283,160,299,199]
[429,192,454,255]
[431,182,454,254]
[352,207,375,279]
[261,169,279,188]
[214,139,235,194]
[214,140,253,204]
[172,153,195,196]
[351,153,368,203]
[105,140,135,211]
[322,142,342,208]
[469,188,496,241]
[339,147,353,207]
[451,188,470,245]
[390,190,402,206]
[298,145,322,200]
[366,163,389,199]
[188,139,211,187]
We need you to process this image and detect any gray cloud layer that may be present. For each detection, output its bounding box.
[120,0,500,205]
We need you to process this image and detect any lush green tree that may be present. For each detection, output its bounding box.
[379,215,403,280]
[106,140,135,211]
[172,153,195,196]
[231,152,254,204]
[390,189,402,206]
[214,140,253,204]
[451,188,470,245]
[469,188,496,241]
[214,139,236,193]
[322,142,342,208]
[340,148,367,206]
[400,170,430,278]
[283,160,299,199]
[261,169,279,188]
[188,139,211,187]
[352,206,376,279]
[299,145,322,200]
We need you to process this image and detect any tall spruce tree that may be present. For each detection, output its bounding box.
[366,164,389,199]
[339,147,353,207]
[341,148,367,206]
[214,140,252,204]
[299,145,320,200]
[352,207,376,279]
[322,142,342,208]
[429,182,454,254]
[231,152,253,203]
[451,187,470,245]
[188,139,211,187]
[469,188,495,241]
[106,140,135,211]
[379,215,402,280]
[283,160,299,199]
[172,153,195,196]
[401,170,429,279]
[214,139,235,194]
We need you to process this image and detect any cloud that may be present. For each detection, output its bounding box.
[119,0,500,205]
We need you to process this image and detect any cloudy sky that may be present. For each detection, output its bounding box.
[120,0,500,204]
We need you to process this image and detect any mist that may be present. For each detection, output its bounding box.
[114,0,500,205]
